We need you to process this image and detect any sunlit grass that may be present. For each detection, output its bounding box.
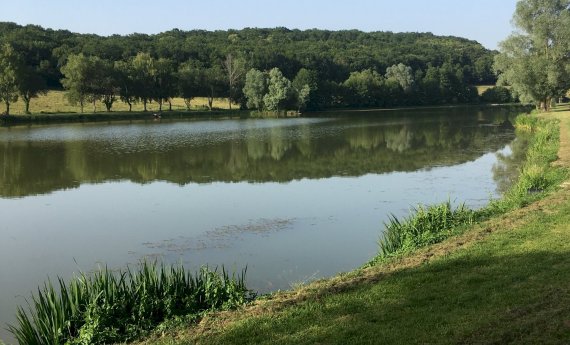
[8,91,237,115]
[475,85,495,96]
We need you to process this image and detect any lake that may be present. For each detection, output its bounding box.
[0,106,526,342]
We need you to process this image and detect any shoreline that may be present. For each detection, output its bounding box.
[0,103,528,127]
[130,107,569,344]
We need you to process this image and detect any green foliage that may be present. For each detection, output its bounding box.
[243,68,267,110]
[377,202,474,258]
[480,86,514,104]
[385,63,414,92]
[178,60,203,110]
[8,262,252,345]
[0,23,498,113]
[343,69,384,107]
[0,43,20,115]
[263,68,292,112]
[494,0,570,110]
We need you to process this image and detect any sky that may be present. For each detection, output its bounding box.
[0,0,518,50]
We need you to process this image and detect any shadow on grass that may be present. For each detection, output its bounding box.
[208,250,570,345]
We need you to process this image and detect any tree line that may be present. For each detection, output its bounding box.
[0,23,501,115]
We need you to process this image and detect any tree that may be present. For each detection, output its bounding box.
[263,68,292,112]
[0,43,20,115]
[292,68,318,112]
[243,68,267,110]
[343,69,384,107]
[178,60,203,110]
[115,60,137,112]
[96,59,120,112]
[222,53,247,110]
[385,63,414,92]
[202,65,225,110]
[17,65,48,114]
[153,58,176,111]
[60,53,92,113]
[131,52,156,112]
[494,0,570,111]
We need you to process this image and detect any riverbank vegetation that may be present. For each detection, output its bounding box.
[371,112,565,263]
[128,109,570,345]
[7,262,253,345]
[0,24,501,116]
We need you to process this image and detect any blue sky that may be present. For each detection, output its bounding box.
[1,0,517,49]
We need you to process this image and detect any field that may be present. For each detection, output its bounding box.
[475,85,495,95]
[7,91,236,115]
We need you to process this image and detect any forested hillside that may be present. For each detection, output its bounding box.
[0,22,498,113]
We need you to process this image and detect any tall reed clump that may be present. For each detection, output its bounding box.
[8,262,253,345]
[377,202,474,258]
[373,113,566,263]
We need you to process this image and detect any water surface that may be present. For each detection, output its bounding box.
[0,107,526,341]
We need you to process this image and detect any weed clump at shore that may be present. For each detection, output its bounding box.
[8,261,253,345]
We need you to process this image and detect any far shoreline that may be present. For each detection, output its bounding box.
[0,103,530,127]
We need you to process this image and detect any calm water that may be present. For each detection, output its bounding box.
[0,107,526,341]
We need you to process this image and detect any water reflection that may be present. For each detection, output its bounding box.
[0,108,520,198]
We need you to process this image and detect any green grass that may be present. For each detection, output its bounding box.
[7,262,253,345]
[8,91,237,115]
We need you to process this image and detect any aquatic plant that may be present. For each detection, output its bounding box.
[8,261,252,345]
[378,201,474,257]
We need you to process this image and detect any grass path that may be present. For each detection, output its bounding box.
[132,109,570,345]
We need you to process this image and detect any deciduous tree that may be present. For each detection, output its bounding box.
[494,0,570,111]
[264,68,292,112]
[243,68,267,110]
[0,43,20,115]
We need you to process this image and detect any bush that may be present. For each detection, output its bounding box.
[481,86,515,104]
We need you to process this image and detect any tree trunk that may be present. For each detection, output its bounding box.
[143,99,147,112]
[127,101,132,112]
[5,101,10,116]
[23,94,31,114]
[92,100,96,113]
[158,99,163,111]
[208,96,213,110]
[80,100,84,113]
[168,99,172,111]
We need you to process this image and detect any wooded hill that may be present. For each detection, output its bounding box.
[0,22,499,112]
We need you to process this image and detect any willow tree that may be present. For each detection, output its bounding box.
[494,0,570,111]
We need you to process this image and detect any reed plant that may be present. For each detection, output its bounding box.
[8,262,252,345]
[377,202,474,258]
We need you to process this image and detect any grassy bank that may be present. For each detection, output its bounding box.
[0,91,248,125]
[129,108,570,344]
